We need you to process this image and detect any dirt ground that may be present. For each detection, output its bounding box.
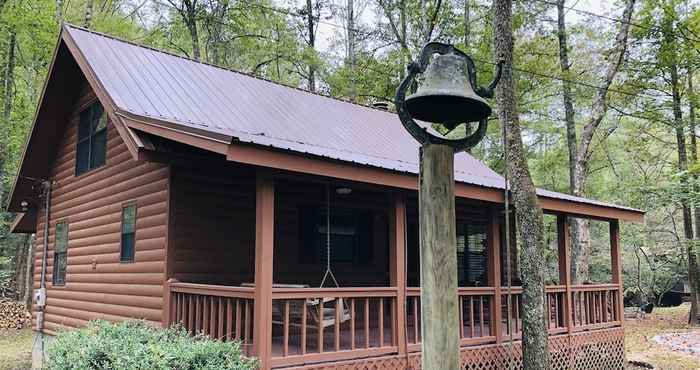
[625,303,700,370]
[0,328,32,370]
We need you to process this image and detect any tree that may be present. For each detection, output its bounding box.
[493,0,549,368]
[556,0,637,283]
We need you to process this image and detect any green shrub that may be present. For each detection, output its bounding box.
[46,320,258,370]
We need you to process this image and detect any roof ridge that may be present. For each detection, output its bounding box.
[62,23,397,116]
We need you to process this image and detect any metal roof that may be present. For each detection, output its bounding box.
[65,25,641,214]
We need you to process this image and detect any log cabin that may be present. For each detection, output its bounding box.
[9,24,644,370]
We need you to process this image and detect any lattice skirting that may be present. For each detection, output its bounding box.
[280,327,625,370]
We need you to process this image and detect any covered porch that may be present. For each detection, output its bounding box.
[162,164,627,369]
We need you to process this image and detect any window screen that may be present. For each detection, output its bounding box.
[457,223,488,286]
[52,221,68,285]
[76,102,107,175]
[120,204,137,262]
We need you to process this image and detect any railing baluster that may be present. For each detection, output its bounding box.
[195,295,202,334]
[244,300,251,345]
[235,300,242,340]
[379,297,384,347]
[301,302,307,355]
[283,300,290,357]
[413,296,419,343]
[479,296,485,337]
[350,299,355,350]
[318,299,324,353]
[188,295,194,334]
[209,296,216,336]
[390,298,396,346]
[226,298,232,341]
[218,297,224,339]
[459,296,464,339]
[364,298,370,349]
[335,299,341,352]
[469,297,475,338]
[515,295,520,334]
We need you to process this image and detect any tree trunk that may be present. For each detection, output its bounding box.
[493,0,549,368]
[347,0,356,101]
[559,0,636,284]
[0,31,16,209]
[186,1,200,60]
[83,0,94,29]
[464,0,470,50]
[666,20,700,322]
[306,0,316,92]
[419,144,460,370]
[56,0,63,23]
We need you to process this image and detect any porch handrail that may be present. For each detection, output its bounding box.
[170,281,255,299]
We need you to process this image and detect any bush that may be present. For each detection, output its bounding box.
[46,320,258,370]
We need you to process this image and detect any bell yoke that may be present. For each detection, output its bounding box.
[395,42,503,152]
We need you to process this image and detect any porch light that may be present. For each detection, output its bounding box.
[394,42,502,370]
[20,200,30,211]
[335,187,352,195]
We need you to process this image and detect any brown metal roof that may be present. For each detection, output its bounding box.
[57,24,641,215]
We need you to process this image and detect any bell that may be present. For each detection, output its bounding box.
[405,53,492,130]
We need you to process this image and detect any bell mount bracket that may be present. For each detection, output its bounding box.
[395,42,503,152]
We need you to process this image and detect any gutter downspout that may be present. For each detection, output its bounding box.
[37,180,51,331]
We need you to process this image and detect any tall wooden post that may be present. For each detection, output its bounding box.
[253,172,274,370]
[419,144,460,370]
[489,208,502,343]
[557,215,573,334]
[390,194,407,355]
[610,220,623,324]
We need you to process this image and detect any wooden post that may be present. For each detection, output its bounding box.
[489,208,502,343]
[419,144,460,370]
[557,215,573,334]
[253,172,275,370]
[390,194,407,355]
[610,220,623,325]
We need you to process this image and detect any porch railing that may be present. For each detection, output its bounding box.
[269,287,399,368]
[571,284,621,331]
[167,281,254,353]
[406,287,496,349]
[166,282,622,367]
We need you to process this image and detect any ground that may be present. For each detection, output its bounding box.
[626,303,700,369]
[0,328,32,370]
[1,307,699,370]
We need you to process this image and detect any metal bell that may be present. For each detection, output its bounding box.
[405,53,492,130]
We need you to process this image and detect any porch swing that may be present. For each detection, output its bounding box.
[267,184,352,329]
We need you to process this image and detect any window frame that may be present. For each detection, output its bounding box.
[52,220,69,286]
[120,202,137,263]
[75,101,108,176]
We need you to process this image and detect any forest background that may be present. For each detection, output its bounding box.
[0,0,699,318]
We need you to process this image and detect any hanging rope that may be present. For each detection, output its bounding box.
[320,183,340,288]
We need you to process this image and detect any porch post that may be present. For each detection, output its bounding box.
[557,215,573,335]
[390,194,407,355]
[253,172,274,370]
[610,220,623,324]
[488,208,502,343]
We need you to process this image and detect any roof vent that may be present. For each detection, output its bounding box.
[372,102,390,111]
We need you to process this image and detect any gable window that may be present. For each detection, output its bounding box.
[456,222,488,287]
[120,203,137,262]
[76,102,108,175]
[52,221,68,285]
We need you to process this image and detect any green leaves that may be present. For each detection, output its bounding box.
[46,320,258,370]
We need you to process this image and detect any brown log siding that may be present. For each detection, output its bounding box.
[32,87,169,335]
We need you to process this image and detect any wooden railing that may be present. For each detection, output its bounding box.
[167,281,254,353]
[406,287,496,348]
[269,287,399,368]
[166,282,622,367]
[572,284,621,331]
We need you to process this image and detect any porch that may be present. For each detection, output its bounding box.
[162,166,626,369]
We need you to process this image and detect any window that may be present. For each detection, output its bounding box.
[456,223,487,286]
[120,204,137,262]
[52,221,68,285]
[298,207,374,265]
[76,102,108,175]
